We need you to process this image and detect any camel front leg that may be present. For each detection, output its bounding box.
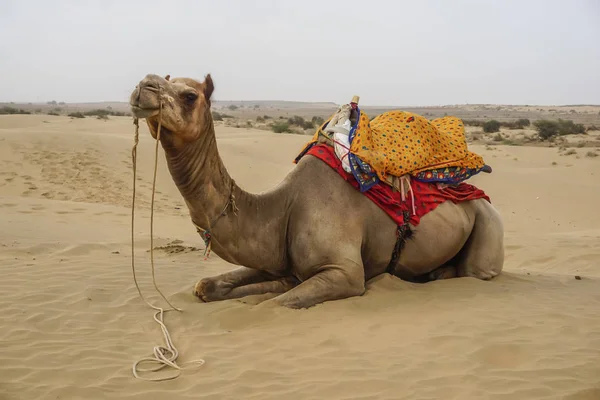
[263,263,365,309]
[194,266,297,302]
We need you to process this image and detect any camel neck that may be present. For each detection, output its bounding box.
[160,121,286,270]
[161,120,233,228]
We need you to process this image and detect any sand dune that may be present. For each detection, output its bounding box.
[1,114,599,399]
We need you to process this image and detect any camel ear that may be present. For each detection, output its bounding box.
[203,74,214,101]
[164,74,170,81]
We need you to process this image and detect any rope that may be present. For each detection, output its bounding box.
[130,97,205,381]
[191,180,239,260]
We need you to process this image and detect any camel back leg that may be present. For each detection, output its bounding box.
[263,261,366,309]
[455,202,504,279]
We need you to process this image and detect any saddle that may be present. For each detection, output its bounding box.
[298,96,491,193]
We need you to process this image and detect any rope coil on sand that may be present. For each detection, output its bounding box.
[130,98,205,381]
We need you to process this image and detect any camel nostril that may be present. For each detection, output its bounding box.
[143,82,160,92]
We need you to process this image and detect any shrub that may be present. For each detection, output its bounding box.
[0,106,31,115]
[516,118,530,128]
[534,120,559,140]
[493,133,503,142]
[227,105,238,111]
[483,120,501,133]
[97,115,109,120]
[557,119,585,135]
[302,120,314,129]
[586,151,598,158]
[68,112,85,118]
[288,115,306,127]
[263,115,271,120]
[84,109,109,117]
[311,116,325,125]
[256,116,265,123]
[463,119,484,127]
[83,109,127,117]
[535,119,586,139]
[212,111,223,121]
[47,111,60,116]
[271,122,290,133]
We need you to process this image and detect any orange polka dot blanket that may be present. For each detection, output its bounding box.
[295,108,491,192]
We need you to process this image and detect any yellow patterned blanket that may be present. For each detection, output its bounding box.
[295,108,489,192]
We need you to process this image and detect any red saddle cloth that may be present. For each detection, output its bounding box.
[303,144,491,226]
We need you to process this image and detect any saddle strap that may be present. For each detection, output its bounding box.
[385,210,413,275]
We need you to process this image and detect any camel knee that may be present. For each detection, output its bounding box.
[457,251,504,280]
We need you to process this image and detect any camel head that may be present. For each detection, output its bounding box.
[129,73,214,144]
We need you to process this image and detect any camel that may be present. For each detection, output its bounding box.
[129,73,505,309]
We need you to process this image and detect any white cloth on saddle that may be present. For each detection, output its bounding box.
[329,119,352,173]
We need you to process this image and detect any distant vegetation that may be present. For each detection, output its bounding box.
[83,109,128,117]
[483,120,501,133]
[312,116,325,125]
[68,112,86,118]
[287,115,314,130]
[212,111,233,121]
[0,106,31,115]
[534,119,586,140]
[464,118,530,130]
[271,121,291,133]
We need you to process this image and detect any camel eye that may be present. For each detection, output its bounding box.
[185,92,198,103]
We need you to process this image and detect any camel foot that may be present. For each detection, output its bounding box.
[194,273,298,303]
[193,277,231,302]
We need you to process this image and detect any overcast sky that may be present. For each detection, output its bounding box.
[1,0,599,106]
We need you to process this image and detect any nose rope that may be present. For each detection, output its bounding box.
[131,91,205,381]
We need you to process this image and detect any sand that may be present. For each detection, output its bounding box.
[1,114,599,400]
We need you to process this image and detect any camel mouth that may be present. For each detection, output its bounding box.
[147,118,173,139]
[130,105,160,119]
